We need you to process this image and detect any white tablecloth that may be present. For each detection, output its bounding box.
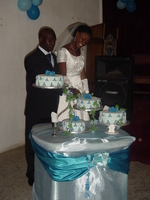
[31,123,135,200]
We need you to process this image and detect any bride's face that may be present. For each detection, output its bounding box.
[75,32,91,49]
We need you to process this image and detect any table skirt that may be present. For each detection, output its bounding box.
[31,123,135,200]
[33,155,128,200]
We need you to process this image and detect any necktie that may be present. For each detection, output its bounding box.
[46,53,51,63]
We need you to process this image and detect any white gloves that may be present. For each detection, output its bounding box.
[82,78,89,94]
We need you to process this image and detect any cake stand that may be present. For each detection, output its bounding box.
[105,125,119,135]
[32,83,64,89]
[99,121,130,135]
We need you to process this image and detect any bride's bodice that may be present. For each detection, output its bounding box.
[57,47,85,92]
[57,47,84,76]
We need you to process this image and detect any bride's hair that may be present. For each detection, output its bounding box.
[72,25,92,37]
[53,22,92,54]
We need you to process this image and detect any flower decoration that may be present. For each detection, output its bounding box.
[63,87,76,135]
[83,93,92,99]
[89,100,99,132]
[113,104,126,128]
[116,119,123,128]
[108,106,119,112]
[72,115,80,122]
[45,70,55,76]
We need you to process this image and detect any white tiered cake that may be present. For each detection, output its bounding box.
[62,116,86,132]
[35,70,64,87]
[99,106,127,125]
[77,94,101,109]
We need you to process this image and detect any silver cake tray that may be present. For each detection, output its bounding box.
[57,126,89,134]
[32,84,64,89]
[73,104,103,112]
[99,120,130,127]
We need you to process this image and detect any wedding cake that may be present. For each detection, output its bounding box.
[99,106,127,125]
[77,94,101,109]
[35,70,64,87]
[62,116,86,132]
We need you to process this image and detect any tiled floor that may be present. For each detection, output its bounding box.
[0,145,150,200]
[0,145,32,200]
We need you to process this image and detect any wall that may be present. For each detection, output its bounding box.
[0,0,102,153]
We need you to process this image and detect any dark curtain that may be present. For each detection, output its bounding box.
[103,0,150,56]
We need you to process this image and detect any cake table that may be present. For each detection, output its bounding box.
[31,123,135,200]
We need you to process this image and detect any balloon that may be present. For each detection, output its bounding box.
[32,0,43,6]
[120,0,128,3]
[27,5,40,20]
[116,0,126,9]
[126,1,136,12]
[17,0,32,11]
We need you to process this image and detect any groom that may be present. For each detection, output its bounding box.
[24,26,59,186]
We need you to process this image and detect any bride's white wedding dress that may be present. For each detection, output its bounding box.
[57,47,90,121]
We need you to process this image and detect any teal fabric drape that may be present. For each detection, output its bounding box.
[108,147,130,174]
[30,132,130,182]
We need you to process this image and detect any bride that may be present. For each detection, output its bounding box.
[54,22,92,121]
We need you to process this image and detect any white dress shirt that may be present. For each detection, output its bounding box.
[38,46,54,67]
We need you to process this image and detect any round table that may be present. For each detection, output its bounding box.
[31,123,135,200]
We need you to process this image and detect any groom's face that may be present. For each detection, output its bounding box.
[40,31,56,52]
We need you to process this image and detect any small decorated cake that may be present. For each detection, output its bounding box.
[77,93,101,109]
[35,70,64,87]
[62,116,86,132]
[99,106,127,125]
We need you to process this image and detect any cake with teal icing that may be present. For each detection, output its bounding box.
[77,93,101,109]
[35,70,64,87]
[99,106,127,125]
[62,116,85,132]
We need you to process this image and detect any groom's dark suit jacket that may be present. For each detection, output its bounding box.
[24,48,59,119]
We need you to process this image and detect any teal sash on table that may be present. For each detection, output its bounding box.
[30,132,130,182]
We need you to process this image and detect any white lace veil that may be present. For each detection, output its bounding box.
[53,22,88,55]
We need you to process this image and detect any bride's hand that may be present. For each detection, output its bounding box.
[69,88,80,96]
